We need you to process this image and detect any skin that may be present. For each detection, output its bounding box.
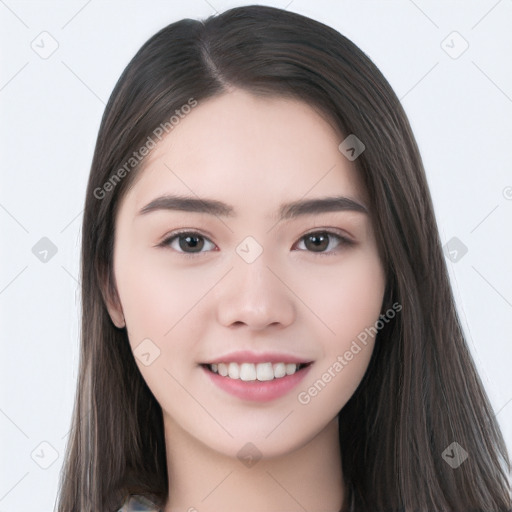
[106,89,386,512]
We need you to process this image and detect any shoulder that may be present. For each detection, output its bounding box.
[117,494,162,512]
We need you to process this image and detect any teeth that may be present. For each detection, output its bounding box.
[256,362,274,381]
[273,362,286,378]
[228,362,240,379]
[208,362,304,381]
[240,363,256,381]
[285,363,296,375]
[218,363,228,377]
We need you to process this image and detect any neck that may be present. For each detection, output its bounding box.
[163,416,344,512]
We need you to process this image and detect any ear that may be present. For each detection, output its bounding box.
[101,271,126,329]
[105,294,126,329]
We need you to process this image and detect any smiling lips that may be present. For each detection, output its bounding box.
[202,355,313,402]
[200,350,313,402]
[206,361,309,381]
[202,350,313,386]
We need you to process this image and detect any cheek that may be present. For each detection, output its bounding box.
[294,251,385,416]
[115,249,212,342]
[297,252,385,408]
[117,265,173,343]
[114,253,206,400]
[114,250,219,397]
[297,249,386,344]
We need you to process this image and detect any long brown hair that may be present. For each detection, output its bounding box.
[56,5,511,511]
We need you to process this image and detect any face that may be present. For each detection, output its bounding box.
[106,89,386,459]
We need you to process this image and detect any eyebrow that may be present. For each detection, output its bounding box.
[137,194,368,220]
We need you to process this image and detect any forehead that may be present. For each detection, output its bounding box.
[120,89,367,217]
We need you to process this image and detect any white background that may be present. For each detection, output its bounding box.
[1,0,511,510]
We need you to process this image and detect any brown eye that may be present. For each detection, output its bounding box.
[160,231,216,255]
[296,230,353,254]
[304,232,330,252]
[178,234,204,252]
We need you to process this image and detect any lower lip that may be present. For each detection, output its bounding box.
[202,365,312,402]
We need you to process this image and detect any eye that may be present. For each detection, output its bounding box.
[294,230,353,254]
[158,229,353,257]
[159,230,216,255]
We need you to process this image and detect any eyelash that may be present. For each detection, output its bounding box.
[158,229,354,258]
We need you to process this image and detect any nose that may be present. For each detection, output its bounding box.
[215,253,296,331]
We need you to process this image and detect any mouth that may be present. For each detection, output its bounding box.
[200,350,314,402]
[202,361,312,382]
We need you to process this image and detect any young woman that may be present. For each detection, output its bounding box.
[56,5,511,512]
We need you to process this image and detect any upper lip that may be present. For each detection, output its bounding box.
[203,350,313,365]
